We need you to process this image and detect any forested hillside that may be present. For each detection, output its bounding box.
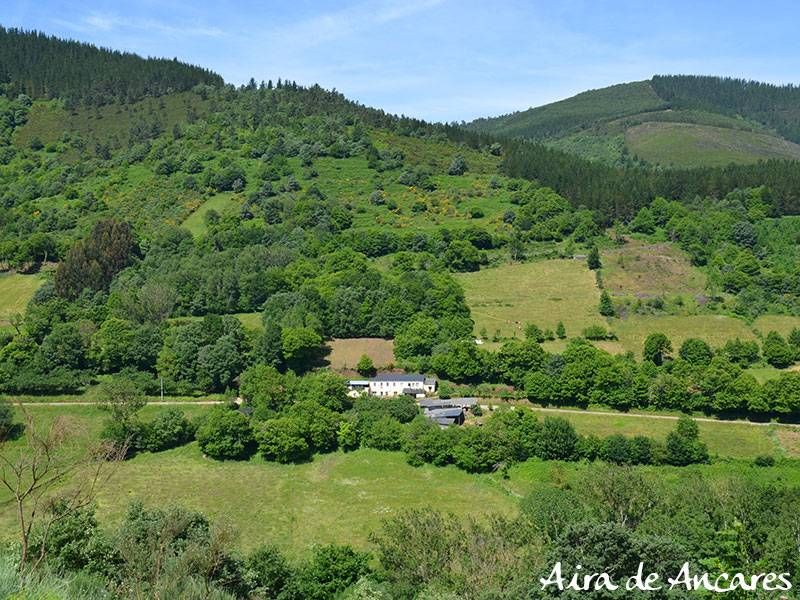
[467,75,800,170]
[467,80,666,140]
[0,27,223,105]
[651,75,800,142]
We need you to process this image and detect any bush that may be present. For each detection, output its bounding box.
[536,417,579,461]
[753,454,775,467]
[447,155,468,176]
[664,416,708,466]
[679,338,713,366]
[361,416,405,451]
[763,331,794,368]
[246,545,293,598]
[256,417,311,463]
[142,409,195,452]
[196,406,254,460]
[356,354,376,377]
[0,400,14,438]
[582,325,612,340]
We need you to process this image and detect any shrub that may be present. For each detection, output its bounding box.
[536,417,579,461]
[361,416,405,451]
[447,155,468,176]
[356,354,376,377]
[246,545,293,599]
[753,454,775,467]
[196,406,254,460]
[256,417,312,463]
[679,338,714,366]
[664,416,708,466]
[0,400,14,438]
[142,409,195,452]
[582,325,612,340]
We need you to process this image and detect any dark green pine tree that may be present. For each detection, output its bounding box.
[587,246,602,270]
[598,291,615,317]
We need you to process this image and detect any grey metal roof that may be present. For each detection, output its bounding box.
[450,397,478,406]
[370,373,426,382]
[426,407,464,418]
[419,398,477,408]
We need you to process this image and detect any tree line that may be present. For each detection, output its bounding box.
[0,27,223,106]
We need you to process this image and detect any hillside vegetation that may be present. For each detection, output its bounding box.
[468,75,800,169]
[0,27,222,105]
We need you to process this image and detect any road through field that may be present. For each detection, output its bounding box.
[13,399,799,428]
[528,406,799,428]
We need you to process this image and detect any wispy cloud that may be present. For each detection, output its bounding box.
[54,12,224,38]
[268,0,445,49]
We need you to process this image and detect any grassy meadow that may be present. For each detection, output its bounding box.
[457,259,604,339]
[0,272,42,328]
[625,121,800,168]
[600,238,706,298]
[326,338,396,370]
[527,407,785,459]
[0,402,797,557]
[611,314,756,356]
[182,192,242,236]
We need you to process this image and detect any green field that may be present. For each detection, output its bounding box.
[601,238,707,298]
[1,403,797,556]
[457,259,604,339]
[625,121,800,168]
[0,272,43,327]
[326,337,396,370]
[0,404,515,555]
[612,314,756,356]
[527,407,785,459]
[181,192,243,236]
[752,315,800,336]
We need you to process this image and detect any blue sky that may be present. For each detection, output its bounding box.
[2,1,799,122]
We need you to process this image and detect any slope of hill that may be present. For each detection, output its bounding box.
[468,80,666,140]
[0,26,223,105]
[467,76,800,168]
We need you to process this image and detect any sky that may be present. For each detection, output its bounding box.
[2,0,799,122]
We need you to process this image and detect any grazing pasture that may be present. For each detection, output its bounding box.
[457,259,603,339]
[601,238,706,298]
[0,403,796,556]
[181,192,242,236]
[612,314,756,357]
[326,337,396,370]
[0,273,43,327]
[625,121,800,168]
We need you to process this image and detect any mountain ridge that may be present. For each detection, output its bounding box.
[466,75,800,168]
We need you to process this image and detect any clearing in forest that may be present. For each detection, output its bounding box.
[457,259,603,340]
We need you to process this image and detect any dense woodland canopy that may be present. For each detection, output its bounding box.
[651,75,800,143]
[0,27,223,105]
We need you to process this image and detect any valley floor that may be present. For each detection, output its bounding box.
[1,401,798,556]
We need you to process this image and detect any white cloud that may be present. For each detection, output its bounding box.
[55,11,224,38]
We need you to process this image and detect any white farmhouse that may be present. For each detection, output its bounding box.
[347,373,437,398]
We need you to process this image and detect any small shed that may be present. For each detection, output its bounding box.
[424,407,465,426]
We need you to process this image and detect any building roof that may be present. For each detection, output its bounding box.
[419,398,477,409]
[402,388,426,395]
[426,407,464,418]
[370,373,426,382]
